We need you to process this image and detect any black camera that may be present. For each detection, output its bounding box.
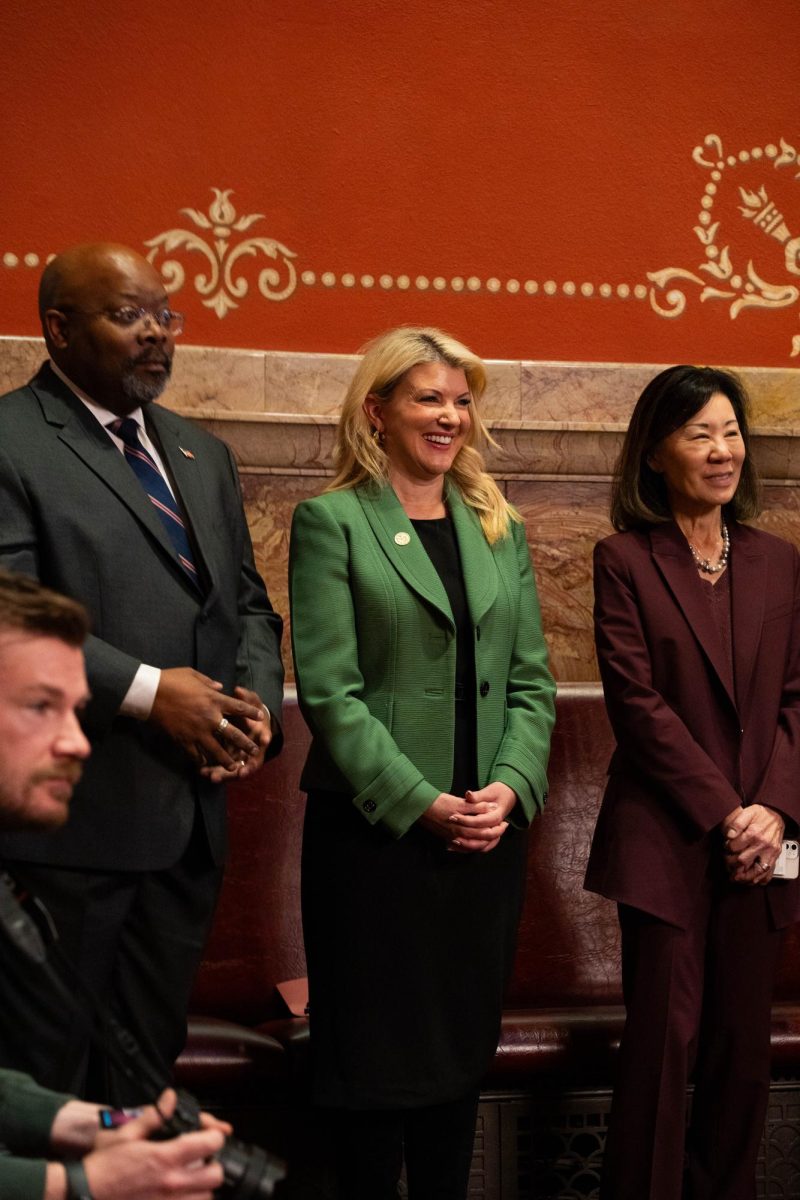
[0,875,286,1197]
[159,1090,285,1199]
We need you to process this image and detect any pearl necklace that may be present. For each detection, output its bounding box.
[687,519,730,574]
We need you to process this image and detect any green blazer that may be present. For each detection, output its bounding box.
[290,482,555,837]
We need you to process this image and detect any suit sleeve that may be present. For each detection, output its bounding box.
[224,446,284,754]
[0,1068,72,1200]
[489,522,556,824]
[0,444,140,729]
[751,544,800,824]
[594,537,742,834]
[290,499,439,837]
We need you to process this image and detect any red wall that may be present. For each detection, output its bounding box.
[2,0,799,365]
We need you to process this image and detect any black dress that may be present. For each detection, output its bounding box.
[302,516,527,1109]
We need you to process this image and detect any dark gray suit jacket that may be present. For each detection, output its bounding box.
[0,363,283,870]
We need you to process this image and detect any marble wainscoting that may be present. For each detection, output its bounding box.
[2,337,799,681]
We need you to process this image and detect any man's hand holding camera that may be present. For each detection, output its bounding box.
[46,1088,229,1200]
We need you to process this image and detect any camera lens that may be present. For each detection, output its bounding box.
[218,1136,286,1197]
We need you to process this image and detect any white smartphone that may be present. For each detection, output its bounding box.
[773,840,800,880]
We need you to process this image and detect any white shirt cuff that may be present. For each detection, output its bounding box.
[119,664,161,719]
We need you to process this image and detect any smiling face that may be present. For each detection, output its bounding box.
[648,391,745,518]
[363,361,472,489]
[42,245,175,416]
[0,631,91,832]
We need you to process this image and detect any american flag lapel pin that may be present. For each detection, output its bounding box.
[179,447,195,459]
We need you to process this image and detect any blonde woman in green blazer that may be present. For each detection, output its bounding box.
[290,327,555,1200]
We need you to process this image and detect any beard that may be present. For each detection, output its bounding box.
[0,765,83,831]
[121,350,173,405]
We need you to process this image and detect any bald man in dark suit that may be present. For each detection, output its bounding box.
[0,243,284,1103]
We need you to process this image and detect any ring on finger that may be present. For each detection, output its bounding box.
[216,717,229,734]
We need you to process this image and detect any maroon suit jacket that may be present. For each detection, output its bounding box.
[585,520,800,929]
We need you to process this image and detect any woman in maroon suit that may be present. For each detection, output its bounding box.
[585,365,800,1200]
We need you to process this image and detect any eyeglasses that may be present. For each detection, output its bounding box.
[61,306,185,335]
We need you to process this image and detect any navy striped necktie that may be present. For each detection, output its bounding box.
[109,417,200,588]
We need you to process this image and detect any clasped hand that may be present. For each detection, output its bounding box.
[48,1088,229,1200]
[723,803,784,885]
[150,668,272,782]
[419,783,518,854]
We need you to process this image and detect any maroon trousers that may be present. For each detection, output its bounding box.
[602,870,784,1200]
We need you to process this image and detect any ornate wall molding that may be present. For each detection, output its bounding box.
[191,412,800,485]
[648,135,800,355]
[4,135,798,354]
[145,189,297,318]
[2,336,799,481]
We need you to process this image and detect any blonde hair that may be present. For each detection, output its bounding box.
[327,326,519,543]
